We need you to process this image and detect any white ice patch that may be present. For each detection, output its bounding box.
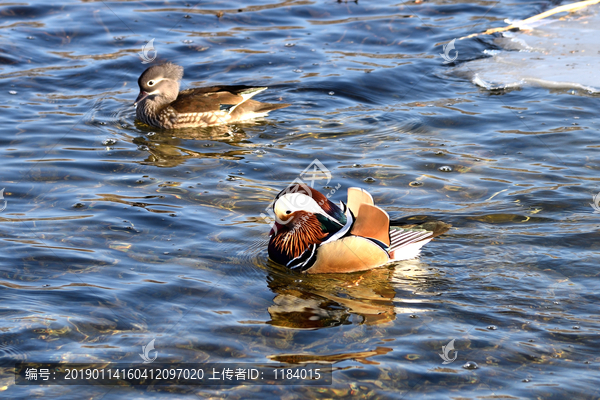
[454,6,600,93]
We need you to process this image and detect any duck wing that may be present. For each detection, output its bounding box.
[170,86,268,114]
[289,236,391,274]
[349,203,391,246]
[346,187,374,217]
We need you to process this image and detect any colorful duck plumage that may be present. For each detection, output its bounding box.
[268,186,450,274]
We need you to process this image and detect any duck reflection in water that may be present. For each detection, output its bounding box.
[130,123,260,167]
[265,258,445,329]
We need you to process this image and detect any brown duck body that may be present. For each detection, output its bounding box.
[134,63,289,130]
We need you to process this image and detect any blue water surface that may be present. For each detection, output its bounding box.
[1,0,599,398]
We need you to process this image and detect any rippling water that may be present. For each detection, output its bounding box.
[1,0,599,398]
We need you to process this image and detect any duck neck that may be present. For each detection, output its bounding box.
[139,96,167,115]
[276,212,328,260]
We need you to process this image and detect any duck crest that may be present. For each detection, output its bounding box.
[272,184,345,223]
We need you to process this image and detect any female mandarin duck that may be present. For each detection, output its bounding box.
[134,62,289,129]
[268,186,450,274]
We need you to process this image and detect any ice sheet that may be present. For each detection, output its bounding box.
[455,6,600,92]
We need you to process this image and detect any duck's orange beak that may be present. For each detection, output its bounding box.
[134,91,149,107]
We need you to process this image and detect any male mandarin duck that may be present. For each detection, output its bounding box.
[268,186,450,274]
[134,62,289,129]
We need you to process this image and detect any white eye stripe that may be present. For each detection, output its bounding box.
[147,78,165,87]
[275,194,319,216]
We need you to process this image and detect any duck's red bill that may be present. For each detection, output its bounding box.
[269,222,284,236]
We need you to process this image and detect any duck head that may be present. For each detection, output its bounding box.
[268,186,348,265]
[134,62,184,108]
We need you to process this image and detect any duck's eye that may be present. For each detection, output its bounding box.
[285,210,292,215]
[147,80,155,86]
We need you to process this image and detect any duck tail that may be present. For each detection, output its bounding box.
[387,220,451,261]
[230,99,290,120]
